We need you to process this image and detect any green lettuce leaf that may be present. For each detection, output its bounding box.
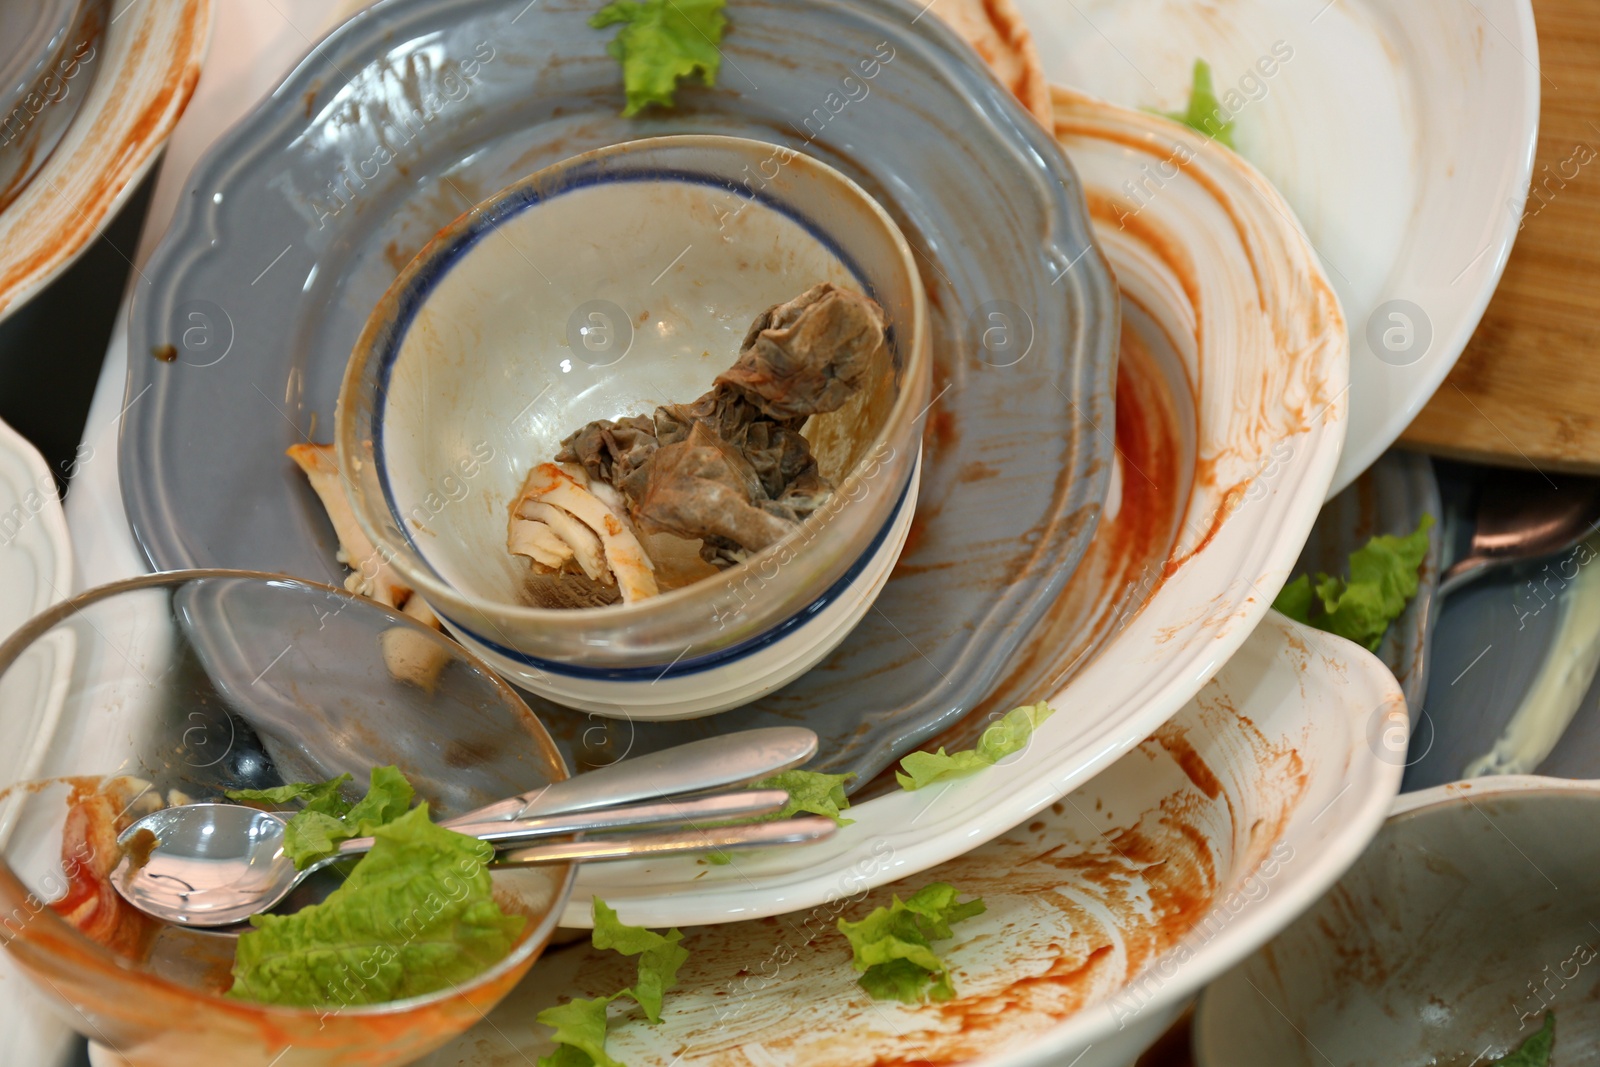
[592,898,688,1023]
[749,769,856,825]
[837,883,985,1003]
[1491,1013,1554,1067]
[538,898,689,1067]
[225,775,352,815]
[225,766,416,868]
[1272,574,1315,625]
[228,803,525,1007]
[896,702,1054,790]
[702,769,856,865]
[282,810,360,867]
[1160,59,1235,148]
[590,0,727,116]
[342,765,414,829]
[1272,514,1434,651]
[537,996,624,1067]
[278,765,415,868]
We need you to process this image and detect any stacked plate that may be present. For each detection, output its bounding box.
[0,0,210,320]
[0,0,1542,1064]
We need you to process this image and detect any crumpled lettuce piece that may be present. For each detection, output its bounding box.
[537,996,624,1067]
[226,766,415,868]
[1160,59,1236,148]
[590,898,688,1023]
[1273,514,1434,651]
[228,804,525,1007]
[750,769,856,826]
[537,898,688,1067]
[895,702,1055,790]
[837,883,985,1003]
[287,766,413,868]
[1491,1012,1554,1067]
[703,768,856,865]
[281,810,362,867]
[225,775,352,814]
[590,0,727,116]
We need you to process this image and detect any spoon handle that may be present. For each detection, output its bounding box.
[444,726,819,825]
[337,788,791,853]
[491,815,838,866]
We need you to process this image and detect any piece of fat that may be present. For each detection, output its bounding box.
[508,518,576,570]
[286,442,410,608]
[381,594,454,692]
[517,463,659,603]
[287,443,454,688]
[514,500,610,584]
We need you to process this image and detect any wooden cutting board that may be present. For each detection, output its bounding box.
[1400,0,1600,471]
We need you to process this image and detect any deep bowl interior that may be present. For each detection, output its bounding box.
[344,134,934,662]
[1198,784,1600,1066]
[0,572,572,1066]
[359,135,922,621]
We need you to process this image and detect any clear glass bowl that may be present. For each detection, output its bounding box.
[0,571,573,1067]
[338,134,930,672]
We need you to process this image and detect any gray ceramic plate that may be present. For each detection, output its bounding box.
[120,0,1118,783]
[1289,449,1442,719]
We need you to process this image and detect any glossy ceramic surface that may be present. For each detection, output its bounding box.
[0,571,574,1067]
[121,0,1117,773]
[0,0,209,320]
[1289,450,1442,716]
[1194,777,1600,1067]
[417,613,1404,1067]
[338,135,929,717]
[562,89,1349,927]
[1014,0,1540,495]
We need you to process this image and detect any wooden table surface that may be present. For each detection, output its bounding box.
[1400,0,1600,471]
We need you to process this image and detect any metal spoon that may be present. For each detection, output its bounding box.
[112,789,793,927]
[445,725,818,825]
[1439,471,1600,597]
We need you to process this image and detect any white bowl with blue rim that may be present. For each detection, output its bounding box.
[338,135,930,720]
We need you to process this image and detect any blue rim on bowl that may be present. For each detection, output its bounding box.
[338,134,932,682]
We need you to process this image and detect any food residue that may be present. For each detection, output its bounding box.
[537,898,688,1067]
[896,701,1055,790]
[509,282,885,607]
[286,441,452,687]
[1273,513,1432,651]
[837,882,986,1003]
[590,0,728,116]
[123,828,160,873]
[49,778,161,960]
[222,766,524,1007]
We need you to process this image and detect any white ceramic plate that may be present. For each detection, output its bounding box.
[417,612,1404,1067]
[1013,0,1539,495]
[0,0,211,321]
[0,416,77,1067]
[565,89,1349,928]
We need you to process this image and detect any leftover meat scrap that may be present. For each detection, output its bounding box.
[533,282,884,592]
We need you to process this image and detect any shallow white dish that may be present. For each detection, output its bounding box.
[0,416,77,1067]
[1194,775,1600,1066]
[1014,0,1539,495]
[418,612,1404,1067]
[0,0,211,320]
[563,89,1349,926]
